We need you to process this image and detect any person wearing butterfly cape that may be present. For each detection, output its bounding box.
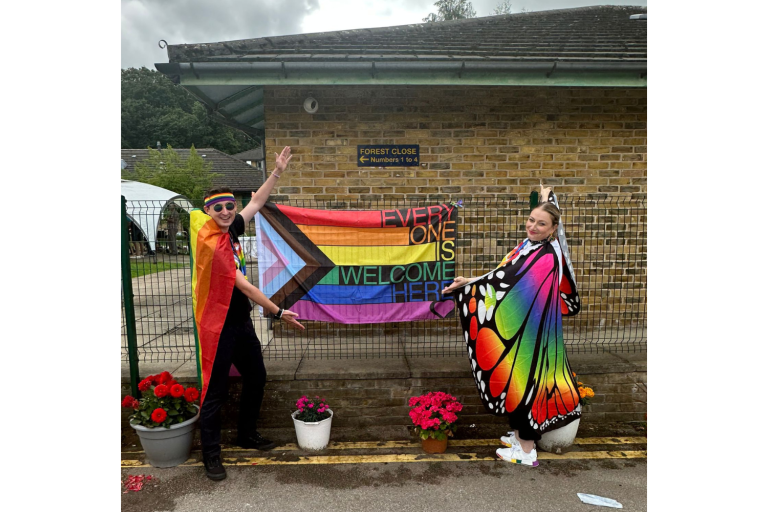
[442,184,581,468]
[190,146,306,481]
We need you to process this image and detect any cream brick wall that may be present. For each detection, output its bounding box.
[263,85,646,203]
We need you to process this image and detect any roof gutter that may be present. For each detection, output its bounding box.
[156,60,646,87]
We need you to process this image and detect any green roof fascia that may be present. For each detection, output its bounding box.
[158,61,646,88]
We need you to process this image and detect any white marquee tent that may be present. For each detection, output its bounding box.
[121,180,195,251]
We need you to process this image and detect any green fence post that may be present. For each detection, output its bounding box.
[121,196,141,398]
[188,230,203,390]
[529,191,539,210]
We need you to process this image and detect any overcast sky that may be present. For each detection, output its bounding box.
[122,0,647,70]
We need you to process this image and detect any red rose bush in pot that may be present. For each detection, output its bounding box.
[121,371,200,467]
[408,391,463,453]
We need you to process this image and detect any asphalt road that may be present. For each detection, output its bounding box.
[121,458,646,512]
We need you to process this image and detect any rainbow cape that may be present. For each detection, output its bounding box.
[254,203,458,323]
[189,209,236,405]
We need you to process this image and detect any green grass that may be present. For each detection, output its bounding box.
[130,261,187,278]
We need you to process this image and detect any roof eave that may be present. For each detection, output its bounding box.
[155,60,647,88]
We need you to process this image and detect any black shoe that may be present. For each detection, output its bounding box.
[236,431,277,451]
[203,455,227,481]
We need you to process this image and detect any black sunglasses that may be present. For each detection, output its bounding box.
[213,202,235,213]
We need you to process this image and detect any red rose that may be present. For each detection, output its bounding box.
[151,408,167,423]
[170,384,185,398]
[154,384,169,398]
[121,395,136,408]
[138,379,152,392]
[184,388,199,403]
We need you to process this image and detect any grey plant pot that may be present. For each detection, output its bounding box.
[131,406,200,468]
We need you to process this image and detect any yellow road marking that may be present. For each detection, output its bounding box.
[574,437,647,445]
[122,437,646,455]
[121,450,646,468]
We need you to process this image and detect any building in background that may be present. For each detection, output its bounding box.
[155,6,646,203]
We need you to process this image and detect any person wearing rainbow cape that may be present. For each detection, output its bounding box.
[190,146,305,481]
[442,184,581,468]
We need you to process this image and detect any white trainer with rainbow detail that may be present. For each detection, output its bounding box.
[496,446,539,467]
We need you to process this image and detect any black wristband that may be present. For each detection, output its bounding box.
[274,308,283,320]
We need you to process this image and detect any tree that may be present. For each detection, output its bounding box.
[124,144,221,205]
[423,0,476,22]
[121,67,258,154]
[491,1,514,15]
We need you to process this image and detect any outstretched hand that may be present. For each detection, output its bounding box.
[442,276,470,295]
[275,146,293,174]
[281,309,305,330]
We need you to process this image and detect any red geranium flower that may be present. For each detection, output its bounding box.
[151,408,167,423]
[121,395,136,408]
[184,388,199,403]
[138,379,152,392]
[154,384,169,398]
[170,384,185,398]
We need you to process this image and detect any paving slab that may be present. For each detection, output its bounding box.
[265,359,301,381]
[120,360,190,383]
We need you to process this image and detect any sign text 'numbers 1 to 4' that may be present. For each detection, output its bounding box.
[357,145,420,167]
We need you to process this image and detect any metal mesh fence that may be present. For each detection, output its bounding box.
[121,195,646,363]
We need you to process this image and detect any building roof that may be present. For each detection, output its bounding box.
[230,147,264,161]
[165,6,646,64]
[155,6,646,140]
[121,148,264,192]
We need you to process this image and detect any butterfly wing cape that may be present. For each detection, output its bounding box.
[453,195,581,434]
[189,210,236,406]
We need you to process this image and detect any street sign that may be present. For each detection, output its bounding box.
[357,145,420,167]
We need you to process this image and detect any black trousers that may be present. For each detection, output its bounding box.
[200,316,267,458]
[507,410,542,442]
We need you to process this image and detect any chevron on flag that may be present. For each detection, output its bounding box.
[253,203,458,324]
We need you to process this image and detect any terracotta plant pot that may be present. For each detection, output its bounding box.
[421,437,448,454]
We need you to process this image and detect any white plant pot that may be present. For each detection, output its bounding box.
[291,409,333,450]
[537,404,581,454]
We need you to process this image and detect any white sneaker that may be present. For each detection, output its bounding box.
[500,431,520,448]
[496,445,539,467]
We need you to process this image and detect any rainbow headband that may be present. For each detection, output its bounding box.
[204,193,236,208]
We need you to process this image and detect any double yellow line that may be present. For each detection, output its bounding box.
[122,437,646,468]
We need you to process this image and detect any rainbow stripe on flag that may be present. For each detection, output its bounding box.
[254,203,458,323]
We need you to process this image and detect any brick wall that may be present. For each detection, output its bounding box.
[263,85,646,203]
[120,356,647,432]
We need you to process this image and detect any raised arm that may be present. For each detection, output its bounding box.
[539,183,554,205]
[234,271,305,330]
[239,146,293,221]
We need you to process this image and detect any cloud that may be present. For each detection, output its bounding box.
[121,0,320,69]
